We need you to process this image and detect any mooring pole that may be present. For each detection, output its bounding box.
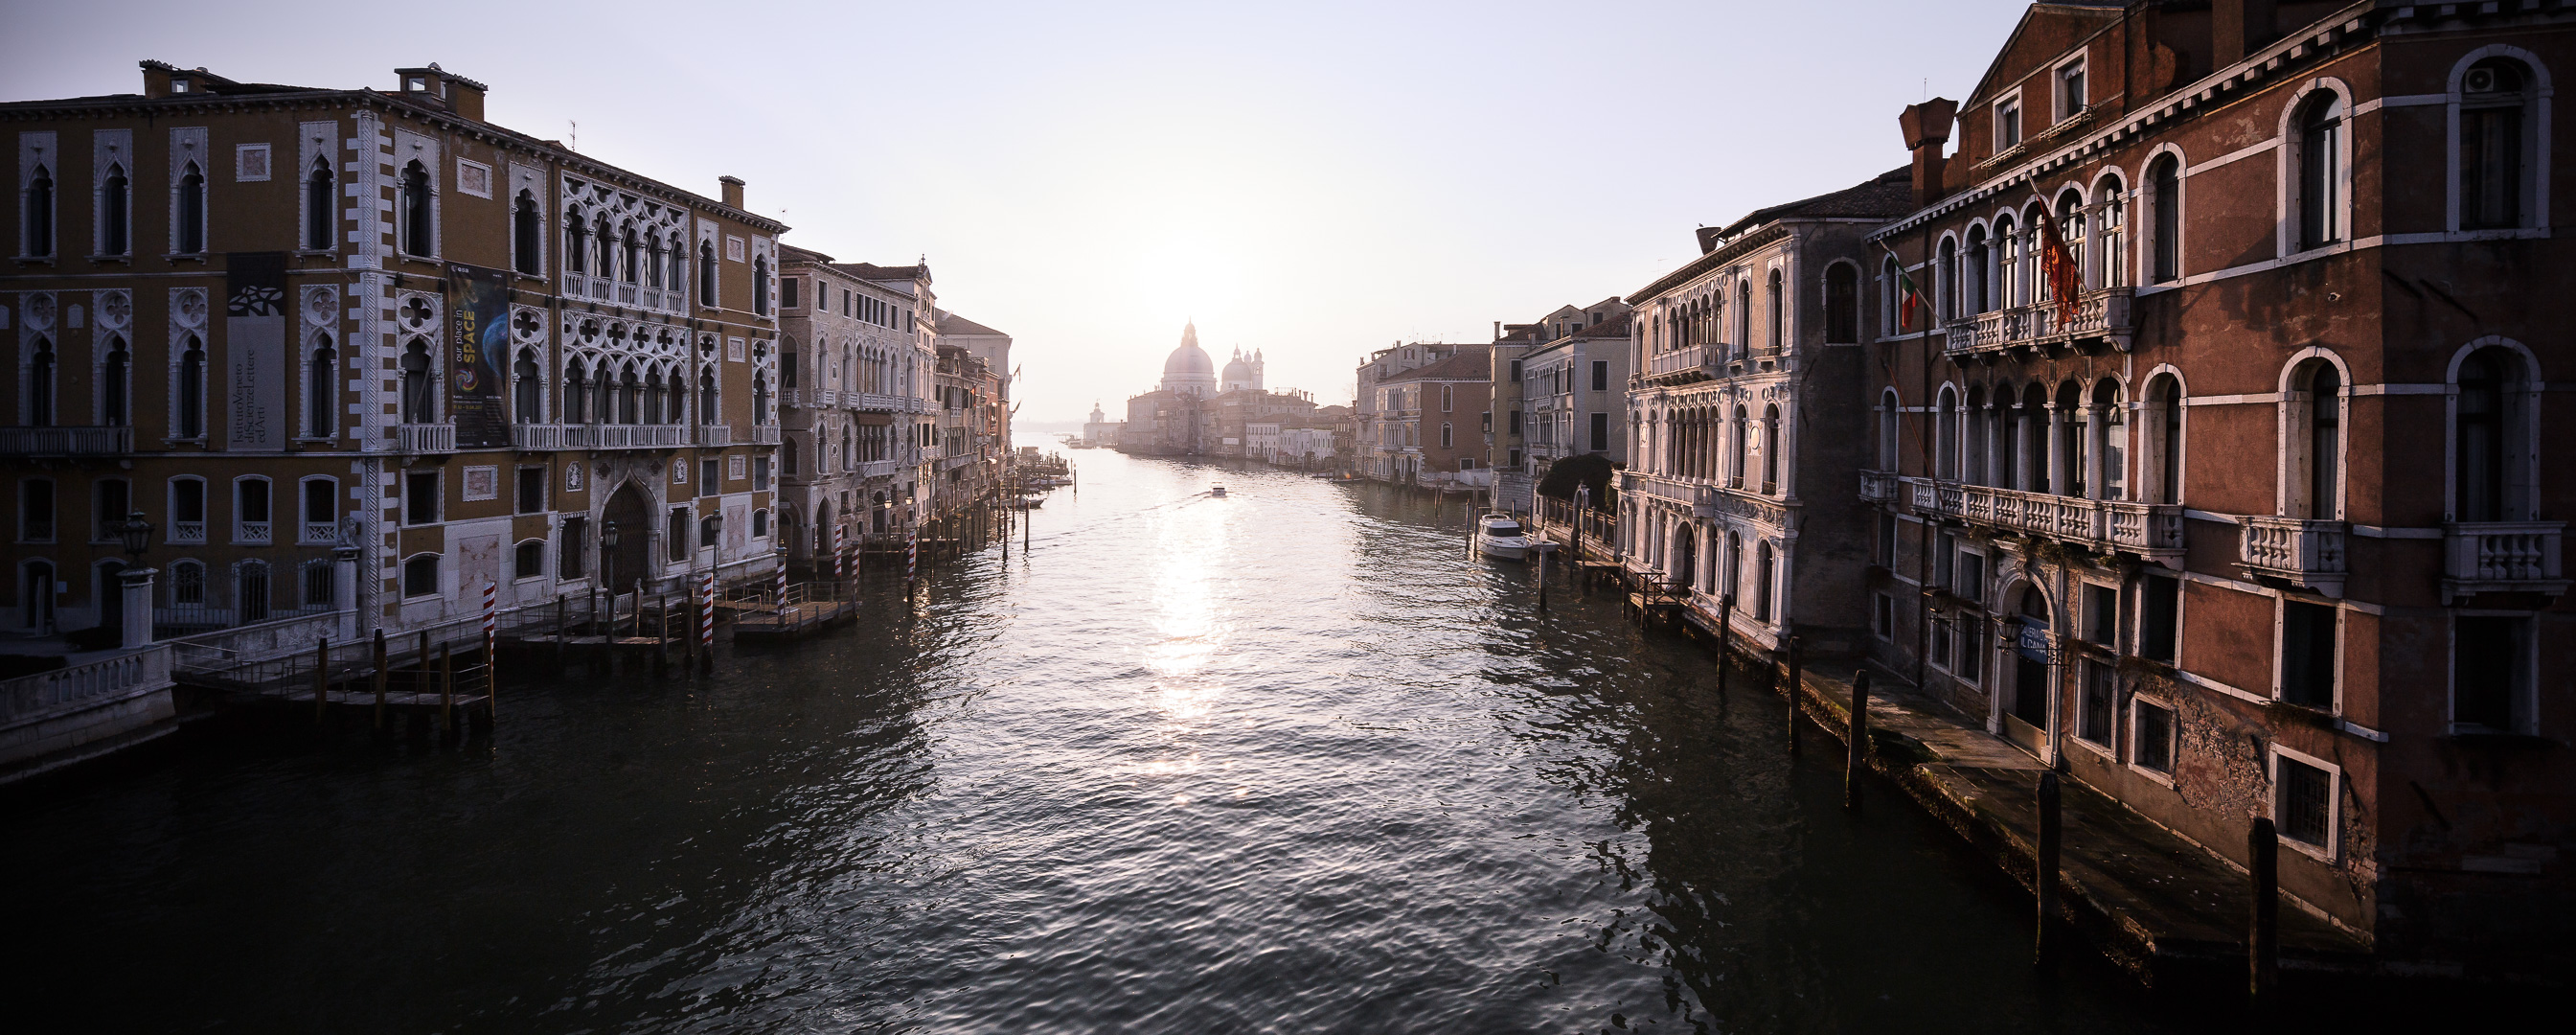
[1784,634,1803,755]
[1536,542,1549,612]
[437,643,454,739]
[553,595,567,672]
[1716,596,1733,697]
[372,630,388,728]
[2036,771,2063,969]
[1845,670,1871,811]
[2250,816,2280,997]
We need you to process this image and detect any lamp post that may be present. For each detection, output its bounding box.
[601,520,622,641]
[113,510,157,649]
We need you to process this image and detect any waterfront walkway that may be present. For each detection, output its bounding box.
[1780,656,2374,984]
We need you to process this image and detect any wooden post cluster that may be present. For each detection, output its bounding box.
[1784,634,1803,755]
[2036,771,2063,969]
[1845,670,1871,811]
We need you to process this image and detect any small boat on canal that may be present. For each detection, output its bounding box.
[1473,513,1530,561]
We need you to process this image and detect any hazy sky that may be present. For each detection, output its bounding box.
[4,1,2032,423]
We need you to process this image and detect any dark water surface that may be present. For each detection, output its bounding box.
[9,445,2200,1033]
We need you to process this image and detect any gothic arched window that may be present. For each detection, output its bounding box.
[103,163,131,256]
[177,337,206,437]
[306,339,336,438]
[400,338,435,423]
[399,160,433,257]
[307,158,334,251]
[175,162,206,254]
[513,192,541,274]
[23,165,52,257]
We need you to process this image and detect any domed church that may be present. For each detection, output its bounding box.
[1220,347,1265,393]
[1159,321,1218,398]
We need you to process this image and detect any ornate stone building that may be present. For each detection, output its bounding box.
[3,61,785,643]
[776,246,938,557]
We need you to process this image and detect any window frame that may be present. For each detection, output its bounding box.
[2449,610,2539,736]
[2278,80,2355,257]
[1993,88,2025,152]
[2445,47,2552,234]
[2273,596,2342,713]
[297,474,339,544]
[2053,55,2088,124]
[2268,743,2342,862]
[401,553,443,601]
[2129,694,2177,786]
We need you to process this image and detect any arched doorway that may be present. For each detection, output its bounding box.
[813,499,834,558]
[1670,522,1697,591]
[2007,586,2053,749]
[601,481,652,591]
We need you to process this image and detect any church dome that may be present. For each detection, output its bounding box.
[1221,354,1253,383]
[1160,321,1219,395]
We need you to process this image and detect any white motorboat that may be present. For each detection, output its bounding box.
[1473,513,1530,561]
[1209,486,1227,497]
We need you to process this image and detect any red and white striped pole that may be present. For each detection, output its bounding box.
[699,571,716,648]
[776,547,789,607]
[481,579,498,720]
[905,524,919,603]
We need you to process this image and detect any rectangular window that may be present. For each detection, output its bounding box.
[1590,412,1609,452]
[1507,410,1522,435]
[1996,97,2023,150]
[701,458,720,492]
[516,467,546,515]
[1509,359,1521,382]
[668,507,691,561]
[2057,61,2086,121]
[781,277,799,309]
[2084,584,2117,646]
[404,472,439,525]
[1956,550,1985,609]
[513,540,543,580]
[96,479,131,542]
[1930,602,1952,668]
[1936,531,1957,588]
[1441,384,1452,412]
[753,456,772,492]
[1591,360,1608,392]
[1480,411,1492,434]
[1875,592,1896,641]
[1959,612,1986,684]
[782,352,798,388]
[20,479,56,542]
[2279,601,2337,708]
[2452,615,2533,732]
[2274,754,2334,849]
[2134,700,2176,773]
[1878,514,1898,567]
[559,517,587,578]
[2080,659,2114,744]
[2139,573,2178,662]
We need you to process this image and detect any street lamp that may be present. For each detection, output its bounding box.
[601,519,622,612]
[115,509,154,561]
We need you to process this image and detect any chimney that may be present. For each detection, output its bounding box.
[1900,98,1958,208]
[719,175,745,210]
[2214,0,2278,68]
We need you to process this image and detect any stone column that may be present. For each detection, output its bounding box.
[2079,404,2104,500]
[2044,403,2067,495]
[119,567,157,649]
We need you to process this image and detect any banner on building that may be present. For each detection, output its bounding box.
[446,263,513,448]
[223,252,288,450]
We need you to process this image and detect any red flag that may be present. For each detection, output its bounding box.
[2034,208,2082,324]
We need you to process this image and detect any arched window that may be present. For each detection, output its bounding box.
[2058,380,2087,498]
[2095,176,2127,288]
[698,370,718,423]
[1754,541,1776,622]
[400,338,434,423]
[783,434,800,476]
[623,227,641,283]
[102,163,130,256]
[102,338,129,426]
[2093,379,2125,500]
[1937,237,1959,321]
[647,237,665,288]
[753,373,771,425]
[513,192,541,273]
[306,339,335,438]
[2452,346,2535,521]
[698,242,718,305]
[403,554,441,599]
[644,369,667,425]
[175,162,205,254]
[1966,225,1991,313]
[564,212,588,274]
[664,236,684,288]
[1728,404,1748,488]
[1965,385,1990,485]
[618,364,641,425]
[2296,92,2348,250]
[752,257,771,316]
[1995,213,2019,309]
[1760,403,1782,494]
[306,158,333,251]
[2458,58,2537,230]
[2142,374,2184,505]
[176,337,206,437]
[562,358,588,424]
[1766,269,1785,353]
[235,476,272,542]
[23,164,53,257]
[169,560,206,608]
[2055,190,2086,295]
[28,336,56,426]
[513,348,542,424]
[1936,387,1959,480]
[2286,358,2343,519]
[752,508,768,539]
[170,477,206,541]
[2148,156,2181,283]
[1825,263,1859,343]
[399,160,433,257]
[302,475,337,540]
[1733,280,1751,359]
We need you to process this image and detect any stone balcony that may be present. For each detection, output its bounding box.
[2237,515,2348,597]
[858,459,906,479]
[1910,479,2184,564]
[748,425,783,445]
[2442,521,2567,601]
[1942,287,2134,358]
[562,424,685,449]
[393,423,456,454]
[511,423,565,450]
[1640,344,1723,385]
[694,424,732,448]
[1859,471,1899,504]
[1621,472,1790,529]
[0,426,130,455]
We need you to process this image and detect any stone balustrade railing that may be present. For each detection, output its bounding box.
[2442,521,2567,599]
[0,426,131,455]
[2238,515,2348,596]
[1942,287,2134,356]
[0,646,172,727]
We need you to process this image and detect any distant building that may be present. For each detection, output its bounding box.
[1082,402,1122,448]
[1124,323,1314,457]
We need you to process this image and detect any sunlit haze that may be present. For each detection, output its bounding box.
[2,1,2028,422]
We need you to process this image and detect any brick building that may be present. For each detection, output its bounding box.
[4,61,785,644]
[776,246,938,558]
[1859,1,2572,970]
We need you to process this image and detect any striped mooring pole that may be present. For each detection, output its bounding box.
[906,526,920,604]
[481,579,499,721]
[698,570,717,675]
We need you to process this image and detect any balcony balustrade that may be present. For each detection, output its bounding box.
[2238,515,2348,596]
[1911,478,2183,562]
[2442,521,2567,600]
[170,521,206,544]
[1859,471,1898,504]
[301,521,342,544]
[236,521,272,545]
[393,423,456,454]
[565,423,685,449]
[0,426,130,455]
[511,423,565,450]
[694,424,732,448]
[1942,287,2134,358]
[749,425,783,445]
[858,459,905,478]
[1641,345,1723,385]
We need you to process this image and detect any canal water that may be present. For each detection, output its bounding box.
[11,443,2202,1033]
